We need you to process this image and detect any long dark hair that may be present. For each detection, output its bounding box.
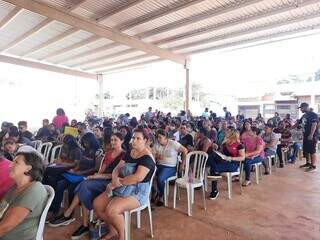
[63,135,79,150]
[81,132,100,150]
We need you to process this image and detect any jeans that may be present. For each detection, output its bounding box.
[263,149,276,170]
[156,165,176,198]
[49,179,79,214]
[207,152,239,193]
[243,156,262,181]
[290,142,302,161]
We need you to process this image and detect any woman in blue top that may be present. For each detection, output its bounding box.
[94,128,155,240]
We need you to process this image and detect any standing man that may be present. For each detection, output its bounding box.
[297,102,319,172]
[223,107,231,119]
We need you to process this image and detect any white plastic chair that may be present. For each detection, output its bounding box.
[38,142,53,165]
[173,151,208,216]
[50,145,62,163]
[36,185,55,240]
[253,162,263,184]
[267,154,277,174]
[219,162,244,199]
[124,167,157,240]
[32,140,42,150]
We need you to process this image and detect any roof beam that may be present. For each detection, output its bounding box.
[72,48,137,68]
[59,42,120,64]
[1,0,86,53]
[0,54,96,79]
[84,53,150,71]
[97,58,162,74]
[184,23,320,55]
[0,6,22,30]
[93,0,146,22]
[1,18,52,52]
[116,0,206,31]
[41,35,101,60]
[169,12,320,51]
[136,0,264,39]
[4,0,186,64]
[153,0,320,46]
[23,27,79,56]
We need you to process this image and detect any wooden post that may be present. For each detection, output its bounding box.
[184,59,190,113]
[97,74,104,117]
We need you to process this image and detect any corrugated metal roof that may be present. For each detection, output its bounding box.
[1,0,320,75]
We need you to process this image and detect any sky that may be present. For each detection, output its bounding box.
[1,29,320,128]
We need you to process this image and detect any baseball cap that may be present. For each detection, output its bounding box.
[297,102,309,109]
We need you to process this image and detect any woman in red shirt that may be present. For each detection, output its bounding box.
[206,128,245,200]
[0,157,15,200]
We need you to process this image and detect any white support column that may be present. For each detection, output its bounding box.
[310,94,315,110]
[97,74,104,117]
[184,59,191,113]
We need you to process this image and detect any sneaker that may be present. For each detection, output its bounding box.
[49,214,76,227]
[209,191,219,200]
[305,165,317,172]
[156,200,164,207]
[300,163,311,168]
[242,180,251,187]
[279,163,284,168]
[71,225,89,240]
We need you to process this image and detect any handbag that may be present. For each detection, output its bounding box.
[89,220,108,240]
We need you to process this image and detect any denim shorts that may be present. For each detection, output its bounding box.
[113,182,150,206]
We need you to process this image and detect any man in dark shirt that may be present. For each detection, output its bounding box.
[297,102,319,172]
[18,121,34,141]
[223,107,231,120]
[178,123,193,152]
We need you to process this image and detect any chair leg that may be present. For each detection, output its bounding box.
[124,211,131,240]
[187,184,192,216]
[164,181,168,207]
[201,185,206,210]
[268,157,272,175]
[147,203,154,238]
[255,165,259,184]
[227,173,232,200]
[204,170,208,192]
[136,210,141,229]
[89,210,94,223]
[173,183,177,209]
[191,187,194,204]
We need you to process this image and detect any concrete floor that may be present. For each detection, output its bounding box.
[44,162,320,240]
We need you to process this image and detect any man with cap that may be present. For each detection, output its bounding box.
[296,102,319,172]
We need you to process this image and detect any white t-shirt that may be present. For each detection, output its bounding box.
[153,139,181,167]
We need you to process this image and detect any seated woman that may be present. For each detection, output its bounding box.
[0,146,47,239]
[207,128,245,199]
[0,157,15,200]
[152,129,187,206]
[43,135,81,218]
[49,133,125,239]
[241,121,265,186]
[274,121,292,167]
[262,124,279,174]
[49,132,101,223]
[93,128,155,240]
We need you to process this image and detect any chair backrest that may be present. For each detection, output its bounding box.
[36,185,55,240]
[146,166,157,198]
[184,151,208,182]
[32,140,42,151]
[50,145,62,163]
[38,142,53,164]
[98,154,106,172]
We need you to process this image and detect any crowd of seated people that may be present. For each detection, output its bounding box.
[0,104,318,240]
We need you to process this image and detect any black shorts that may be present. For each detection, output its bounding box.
[303,137,317,155]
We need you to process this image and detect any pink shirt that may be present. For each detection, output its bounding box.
[53,115,69,129]
[241,132,265,158]
[0,158,15,200]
